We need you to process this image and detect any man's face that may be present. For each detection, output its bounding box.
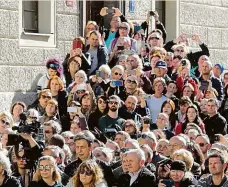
[172,58,181,69]
[206,101,217,115]
[195,136,209,154]
[209,157,225,175]
[154,82,164,94]
[114,134,125,148]
[125,78,137,90]
[108,99,119,112]
[75,139,91,161]
[156,141,170,157]
[66,138,76,153]
[167,83,177,95]
[154,67,167,77]
[89,33,99,47]
[127,153,143,173]
[213,66,222,78]
[149,33,161,47]
[44,126,54,142]
[39,92,52,108]
[179,103,189,114]
[201,61,211,75]
[174,47,185,57]
[156,114,168,129]
[125,97,137,113]
[200,99,208,113]
[169,137,185,154]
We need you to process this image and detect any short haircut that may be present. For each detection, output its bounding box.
[140,144,153,160]
[207,98,219,107]
[38,89,52,100]
[196,134,210,144]
[115,131,130,140]
[208,153,226,164]
[44,120,62,134]
[179,96,192,105]
[109,95,121,104]
[10,102,27,115]
[74,132,93,146]
[125,139,140,149]
[126,148,145,162]
[49,134,65,149]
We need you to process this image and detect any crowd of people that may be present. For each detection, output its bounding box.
[0,7,228,187]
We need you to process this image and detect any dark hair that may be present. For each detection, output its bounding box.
[182,105,202,133]
[10,102,27,115]
[179,96,192,106]
[46,58,62,76]
[74,132,93,146]
[96,95,108,114]
[49,134,65,149]
[160,100,176,131]
[187,143,204,165]
[208,153,226,164]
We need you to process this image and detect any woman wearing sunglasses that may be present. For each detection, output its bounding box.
[66,159,107,187]
[29,156,62,187]
[0,112,14,135]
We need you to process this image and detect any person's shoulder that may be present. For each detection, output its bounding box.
[96,180,108,187]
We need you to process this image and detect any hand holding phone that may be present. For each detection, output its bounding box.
[67,107,77,113]
[161,179,174,187]
[111,80,123,87]
[106,8,115,14]
[72,39,83,50]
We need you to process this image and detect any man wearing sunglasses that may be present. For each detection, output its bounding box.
[98,95,125,133]
[28,89,52,116]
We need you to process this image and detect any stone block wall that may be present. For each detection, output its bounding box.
[180,0,228,68]
[0,0,79,110]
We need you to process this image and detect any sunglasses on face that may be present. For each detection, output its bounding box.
[80,169,93,176]
[114,72,122,76]
[1,119,10,127]
[138,134,153,140]
[41,95,52,100]
[76,90,86,94]
[125,124,134,128]
[119,27,128,30]
[198,143,207,147]
[127,79,136,84]
[109,101,118,105]
[28,116,37,120]
[98,100,106,104]
[17,156,26,161]
[39,165,52,171]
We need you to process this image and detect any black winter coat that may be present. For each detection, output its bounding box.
[0,175,21,187]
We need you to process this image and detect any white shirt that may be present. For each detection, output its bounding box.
[129,168,142,186]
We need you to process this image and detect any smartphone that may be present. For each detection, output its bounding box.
[96,70,105,78]
[67,107,77,113]
[117,46,124,51]
[107,9,115,14]
[123,50,134,55]
[149,11,155,16]
[162,179,174,187]
[72,39,83,50]
[112,80,123,87]
[200,80,209,91]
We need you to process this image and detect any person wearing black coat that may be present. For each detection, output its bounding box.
[0,175,21,187]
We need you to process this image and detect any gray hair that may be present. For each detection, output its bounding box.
[75,70,88,83]
[126,148,145,162]
[0,151,11,175]
[125,139,140,149]
[99,64,111,76]
[44,120,62,134]
[61,131,74,138]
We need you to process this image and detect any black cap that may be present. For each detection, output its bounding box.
[170,160,186,172]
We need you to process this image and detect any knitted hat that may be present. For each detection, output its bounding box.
[170,160,186,172]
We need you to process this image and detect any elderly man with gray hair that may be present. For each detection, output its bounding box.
[117,148,156,187]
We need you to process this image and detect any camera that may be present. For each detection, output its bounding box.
[149,11,155,16]
[104,128,117,140]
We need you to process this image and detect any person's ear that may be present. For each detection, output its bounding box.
[140,160,145,167]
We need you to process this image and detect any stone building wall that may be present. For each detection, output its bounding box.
[0,0,79,110]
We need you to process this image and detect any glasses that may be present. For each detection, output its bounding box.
[41,95,52,100]
[175,49,184,53]
[76,90,86,94]
[114,72,122,76]
[39,165,52,171]
[198,143,207,147]
[45,130,52,134]
[120,148,130,153]
[80,170,93,176]
[139,134,154,140]
[29,116,37,120]
[1,119,10,127]
[150,37,160,40]
[49,64,59,69]
[119,27,128,30]
[109,101,118,105]
[17,156,26,161]
[127,79,136,84]
[98,100,106,104]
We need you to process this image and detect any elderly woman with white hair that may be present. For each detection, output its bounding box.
[0,151,21,186]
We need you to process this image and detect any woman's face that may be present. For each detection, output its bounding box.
[75,73,85,84]
[154,82,164,94]
[172,58,181,69]
[124,123,136,135]
[162,103,172,115]
[156,141,170,157]
[183,86,193,97]
[82,95,91,107]
[111,69,123,80]
[97,98,107,112]
[79,167,93,185]
[187,108,197,122]
[48,68,57,78]
[170,170,185,182]
[45,104,56,116]
[13,104,24,119]
[39,160,55,179]
[1,134,8,148]
[69,57,80,73]
[151,56,160,68]
[0,117,10,134]
[126,56,137,70]
[70,123,81,134]
[93,150,108,163]
[50,79,60,92]
[122,156,128,172]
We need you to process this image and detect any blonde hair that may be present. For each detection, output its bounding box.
[0,111,14,128]
[172,149,194,171]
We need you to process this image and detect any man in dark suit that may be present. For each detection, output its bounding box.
[118,149,156,187]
